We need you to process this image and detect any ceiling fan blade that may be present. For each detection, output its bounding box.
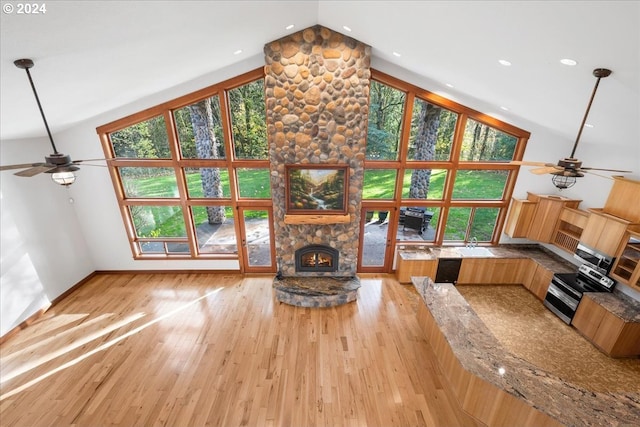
[582,170,615,180]
[0,163,43,171]
[580,167,632,173]
[72,158,108,164]
[14,165,56,177]
[510,160,553,167]
[530,166,562,175]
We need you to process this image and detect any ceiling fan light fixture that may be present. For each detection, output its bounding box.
[47,163,80,186]
[551,174,577,189]
[50,170,77,186]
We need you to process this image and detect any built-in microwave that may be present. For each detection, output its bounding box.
[574,243,614,274]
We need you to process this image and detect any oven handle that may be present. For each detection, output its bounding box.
[550,277,582,299]
[546,284,579,309]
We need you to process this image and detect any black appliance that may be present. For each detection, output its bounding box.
[544,264,616,325]
[400,208,433,234]
[574,242,615,274]
[435,258,462,284]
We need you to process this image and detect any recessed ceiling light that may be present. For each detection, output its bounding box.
[445,83,454,88]
[584,123,594,128]
[393,52,402,57]
[498,59,512,66]
[286,24,295,30]
[560,58,577,66]
[500,106,509,111]
[233,49,243,55]
[343,25,352,32]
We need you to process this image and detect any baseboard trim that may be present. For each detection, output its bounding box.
[0,271,98,344]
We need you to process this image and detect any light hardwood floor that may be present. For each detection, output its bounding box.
[0,273,481,427]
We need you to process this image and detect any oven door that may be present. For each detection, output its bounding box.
[543,276,581,325]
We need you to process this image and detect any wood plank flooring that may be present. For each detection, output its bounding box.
[0,273,481,427]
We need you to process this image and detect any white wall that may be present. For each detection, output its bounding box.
[0,137,95,336]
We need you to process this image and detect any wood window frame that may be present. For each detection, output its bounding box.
[365,70,530,247]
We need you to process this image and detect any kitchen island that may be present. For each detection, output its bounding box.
[412,276,640,427]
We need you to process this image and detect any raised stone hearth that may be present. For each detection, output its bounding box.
[273,276,361,308]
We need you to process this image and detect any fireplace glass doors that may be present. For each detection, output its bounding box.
[295,245,339,273]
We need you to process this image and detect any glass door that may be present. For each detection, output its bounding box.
[238,207,275,273]
[358,208,395,272]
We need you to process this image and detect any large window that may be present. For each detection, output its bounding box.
[97,70,269,259]
[98,67,528,261]
[364,71,528,246]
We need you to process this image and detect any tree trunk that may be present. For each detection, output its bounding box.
[188,100,225,224]
[409,102,440,198]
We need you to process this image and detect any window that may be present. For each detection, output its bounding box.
[98,66,527,261]
[365,71,528,246]
[366,81,405,160]
[98,69,269,259]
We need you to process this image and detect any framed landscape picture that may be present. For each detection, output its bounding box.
[286,165,349,214]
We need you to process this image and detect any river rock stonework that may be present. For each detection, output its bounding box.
[264,25,371,277]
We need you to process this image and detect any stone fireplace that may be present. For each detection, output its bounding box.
[264,25,371,278]
[295,245,339,273]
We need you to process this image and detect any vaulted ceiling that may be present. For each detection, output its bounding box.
[1,1,638,170]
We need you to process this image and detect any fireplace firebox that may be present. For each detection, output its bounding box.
[295,245,339,273]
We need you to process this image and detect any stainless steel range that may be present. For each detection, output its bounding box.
[544,264,616,325]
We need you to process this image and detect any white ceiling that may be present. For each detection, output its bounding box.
[1,1,638,167]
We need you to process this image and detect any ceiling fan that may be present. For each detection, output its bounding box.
[512,68,631,189]
[0,58,105,186]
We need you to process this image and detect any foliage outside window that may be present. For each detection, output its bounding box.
[229,79,268,160]
[366,81,405,160]
[100,70,268,259]
[408,98,457,161]
[365,73,528,246]
[110,116,170,159]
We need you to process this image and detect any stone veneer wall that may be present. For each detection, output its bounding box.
[264,25,371,277]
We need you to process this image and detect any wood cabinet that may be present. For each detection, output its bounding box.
[525,263,554,301]
[573,295,640,357]
[504,198,537,238]
[457,258,529,285]
[603,176,640,223]
[579,209,637,257]
[610,231,640,290]
[552,207,589,254]
[527,194,582,243]
[504,193,581,243]
[396,254,437,283]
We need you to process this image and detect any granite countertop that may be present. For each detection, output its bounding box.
[412,276,640,427]
[398,244,577,273]
[585,291,640,322]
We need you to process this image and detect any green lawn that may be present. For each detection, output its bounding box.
[129,168,505,241]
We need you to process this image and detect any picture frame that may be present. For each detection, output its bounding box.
[285,165,349,215]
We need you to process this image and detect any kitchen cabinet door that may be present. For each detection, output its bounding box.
[580,209,635,257]
[504,198,537,238]
[572,296,605,340]
[396,258,437,283]
[527,264,554,301]
[527,195,581,243]
[457,258,525,285]
[573,295,640,357]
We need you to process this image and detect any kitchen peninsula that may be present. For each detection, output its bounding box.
[412,276,640,427]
